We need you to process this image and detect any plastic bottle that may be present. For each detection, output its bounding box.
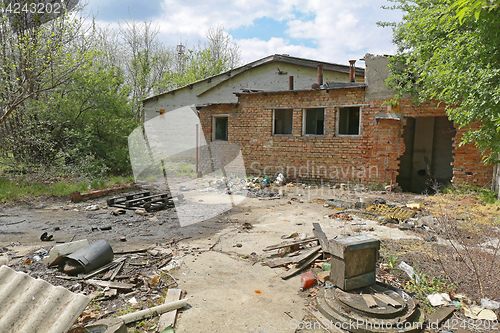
[300,272,316,291]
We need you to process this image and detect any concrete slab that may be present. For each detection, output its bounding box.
[173,250,305,333]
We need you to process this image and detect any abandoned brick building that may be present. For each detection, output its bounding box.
[143,54,497,193]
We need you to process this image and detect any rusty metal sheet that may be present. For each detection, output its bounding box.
[0,265,90,333]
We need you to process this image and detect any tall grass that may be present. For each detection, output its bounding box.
[0,175,134,202]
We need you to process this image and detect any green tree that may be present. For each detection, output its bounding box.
[0,0,93,124]
[6,59,137,176]
[169,48,229,88]
[382,0,500,163]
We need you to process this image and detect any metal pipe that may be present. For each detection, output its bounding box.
[349,60,356,82]
[119,299,188,324]
[317,64,324,85]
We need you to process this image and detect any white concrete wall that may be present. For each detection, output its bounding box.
[143,62,355,121]
[364,53,395,101]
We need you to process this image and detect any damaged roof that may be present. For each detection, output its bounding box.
[142,54,365,103]
[235,81,366,96]
[0,265,90,333]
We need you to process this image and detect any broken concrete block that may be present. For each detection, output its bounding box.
[44,239,90,266]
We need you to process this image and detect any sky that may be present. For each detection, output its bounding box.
[84,0,402,66]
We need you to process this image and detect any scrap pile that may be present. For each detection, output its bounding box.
[3,239,190,333]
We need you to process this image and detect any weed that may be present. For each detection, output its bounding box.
[386,254,398,270]
[404,271,460,312]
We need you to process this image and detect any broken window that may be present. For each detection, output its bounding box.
[213,116,228,141]
[338,107,360,135]
[274,109,293,135]
[304,108,324,135]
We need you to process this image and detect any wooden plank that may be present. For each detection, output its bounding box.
[281,253,322,280]
[85,279,135,291]
[373,293,402,308]
[344,271,376,291]
[312,223,331,253]
[361,294,378,308]
[266,246,321,268]
[110,260,126,281]
[263,237,318,252]
[157,289,182,332]
[427,306,455,327]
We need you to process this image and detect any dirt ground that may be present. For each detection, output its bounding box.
[1,183,499,332]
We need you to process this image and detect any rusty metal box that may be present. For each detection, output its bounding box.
[329,235,380,291]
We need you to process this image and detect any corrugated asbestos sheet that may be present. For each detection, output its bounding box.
[0,265,90,333]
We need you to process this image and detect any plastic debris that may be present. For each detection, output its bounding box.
[398,261,420,283]
[300,272,316,291]
[275,173,286,186]
[40,232,53,242]
[463,305,498,320]
[85,204,99,211]
[406,202,421,210]
[427,293,451,307]
[481,298,500,310]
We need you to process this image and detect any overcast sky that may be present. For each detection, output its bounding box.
[84,0,402,66]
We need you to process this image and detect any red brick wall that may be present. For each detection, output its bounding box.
[198,90,493,188]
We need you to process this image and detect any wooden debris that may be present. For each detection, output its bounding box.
[281,253,322,280]
[83,257,127,279]
[427,306,455,327]
[157,289,182,332]
[263,236,318,252]
[85,279,135,291]
[114,248,149,255]
[266,246,321,268]
[104,288,118,298]
[373,293,402,308]
[361,294,378,308]
[312,223,331,253]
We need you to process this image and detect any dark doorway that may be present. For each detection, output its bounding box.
[397,116,456,193]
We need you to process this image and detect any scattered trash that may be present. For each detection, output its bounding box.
[43,239,89,266]
[56,240,114,275]
[463,304,498,320]
[427,293,451,307]
[300,271,316,291]
[398,261,419,283]
[406,202,421,210]
[481,298,500,310]
[281,232,299,239]
[321,262,331,271]
[85,204,99,211]
[40,232,54,242]
[328,213,353,220]
[317,271,330,283]
[275,173,286,186]
[135,208,148,216]
[111,208,126,216]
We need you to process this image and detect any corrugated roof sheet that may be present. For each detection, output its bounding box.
[0,265,90,333]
